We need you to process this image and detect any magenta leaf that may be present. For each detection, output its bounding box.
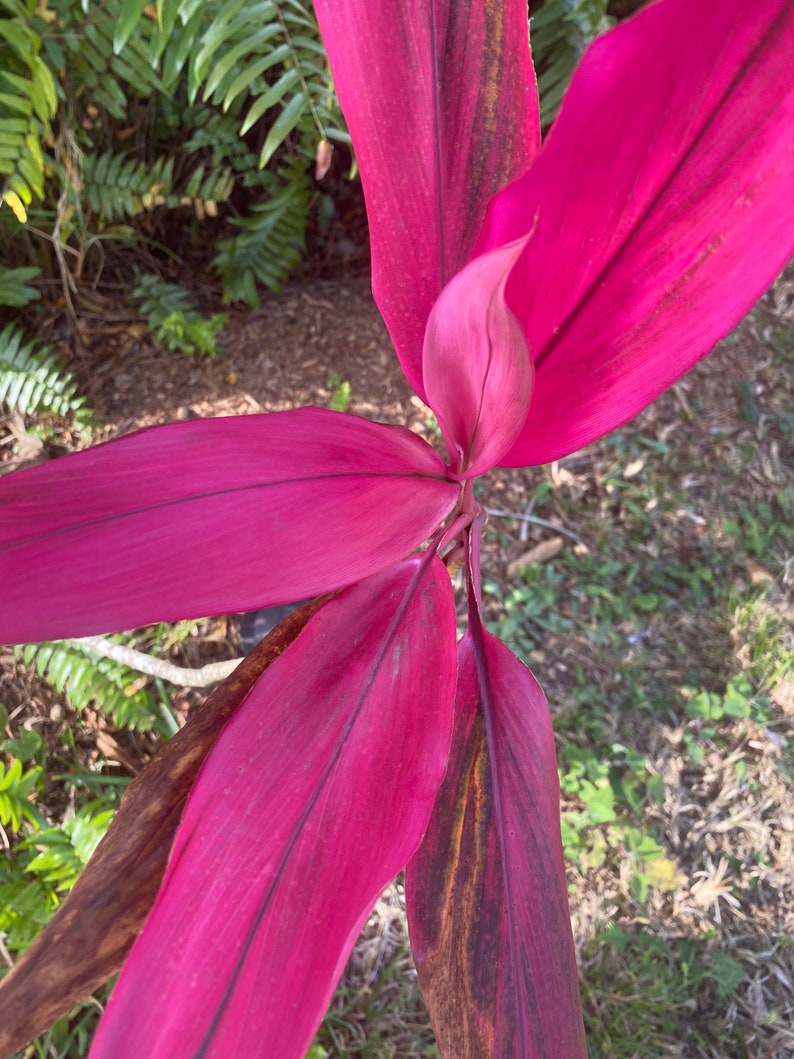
[477,0,794,465]
[314,0,540,400]
[89,555,457,1059]
[406,631,585,1058]
[0,409,459,643]
[423,237,533,477]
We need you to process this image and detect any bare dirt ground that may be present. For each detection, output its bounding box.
[2,270,793,1057]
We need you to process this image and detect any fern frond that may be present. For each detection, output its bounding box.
[81,150,176,222]
[0,322,91,426]
[133,273,226,355]
[182,0,348,168]
[0,263,40,306]
[21,803,114,892]
[133,272,196,322]
[531,0,614,126]
[42,0,164,120]
[81,144,233,225]
[19,639,162,732]
[182,105,259,174]
[212,160,310,304]
[0,0,57,220]
[179,161,235,205]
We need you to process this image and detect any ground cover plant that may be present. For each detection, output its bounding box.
[1,0,794,1056]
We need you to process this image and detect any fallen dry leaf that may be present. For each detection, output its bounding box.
[506,536,564,576]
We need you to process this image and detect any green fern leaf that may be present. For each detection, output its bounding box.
[0,323,91,426]
[258,89,307,168]
[19,639,163,732]
[205,24,283,102]
[212,161,310,304]
[0,2,56,218]
[81,151,175,221]
[183,104,260,176]
[112,0,150,54]
[133,274,226,355]
[0,264,40,306]
[531,0,614,125]
[187,0,346,162]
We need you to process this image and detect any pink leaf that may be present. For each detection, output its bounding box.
[406,631,585,1058]
[423,237,533,477]
[90,556,458,1059]
[0,410,459,643]
[314,0,540,400]
[477,0,794,465]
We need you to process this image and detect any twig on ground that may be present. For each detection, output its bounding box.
[484,507,586,546]
[72,637,242,688]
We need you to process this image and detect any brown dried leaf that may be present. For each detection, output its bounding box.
[506,535,564,576]
[315,139,334,180]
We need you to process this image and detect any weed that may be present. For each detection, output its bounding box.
[327,372,352,413]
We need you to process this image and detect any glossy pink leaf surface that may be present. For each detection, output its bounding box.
[314,0,540,400]
[90,556,458,1059]
[423,237,533,477]
[477,0,794,465]
[0,409,459,643]
[407,631,585,1058]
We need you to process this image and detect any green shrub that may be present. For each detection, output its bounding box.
[0,0,349,304]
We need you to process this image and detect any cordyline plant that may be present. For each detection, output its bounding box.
[1,0,794,1055]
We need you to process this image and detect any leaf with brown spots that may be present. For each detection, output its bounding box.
[406,629,586,1059]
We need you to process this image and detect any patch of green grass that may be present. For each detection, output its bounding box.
[582,926,744,1058]
[732,582,794,693]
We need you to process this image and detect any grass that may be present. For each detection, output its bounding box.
[1,276,793,1056]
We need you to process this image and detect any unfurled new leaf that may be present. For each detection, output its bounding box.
[423,237,533,477]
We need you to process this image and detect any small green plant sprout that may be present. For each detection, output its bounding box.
[326,372,351,412]
[0,757,45,833]
[684,673,769,725]
[133,274,227,357]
